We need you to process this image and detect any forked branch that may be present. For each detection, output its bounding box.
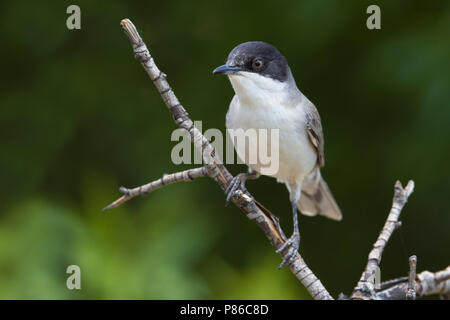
[352,180,415,299]
[105,18,449,300]
[106,18,333,300]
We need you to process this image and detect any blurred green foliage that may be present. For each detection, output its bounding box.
[0,0,449,299]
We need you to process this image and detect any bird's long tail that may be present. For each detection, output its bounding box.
[298,170,342,221]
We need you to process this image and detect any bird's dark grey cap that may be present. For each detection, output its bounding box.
[225,41,290,82]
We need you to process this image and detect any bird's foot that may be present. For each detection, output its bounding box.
[276,231,300,270]
[225,173,249,205]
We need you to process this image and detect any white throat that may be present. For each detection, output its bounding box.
[228,71,290,108]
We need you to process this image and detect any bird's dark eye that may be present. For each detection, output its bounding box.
[252,58,263,70]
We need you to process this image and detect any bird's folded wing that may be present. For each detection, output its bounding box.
[304,101,325,168]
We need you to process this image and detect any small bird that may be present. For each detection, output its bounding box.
[213,41,342,269]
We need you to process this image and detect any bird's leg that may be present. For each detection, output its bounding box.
[225,168,260,204]
[276,199,300,269]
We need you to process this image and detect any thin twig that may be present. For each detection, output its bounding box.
[406,255,417,300]
[352,180,415,299]
[108,18,333,300]
[103,167,208,211]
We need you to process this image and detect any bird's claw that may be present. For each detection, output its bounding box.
[225,173,247,205]
[276,232,300,270]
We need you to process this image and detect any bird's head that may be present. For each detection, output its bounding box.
[213,41,293,103]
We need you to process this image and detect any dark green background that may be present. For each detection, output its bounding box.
[1,1,449,299]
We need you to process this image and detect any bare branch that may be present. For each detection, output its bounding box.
[352,180,415,299]
[406,255,417,300]
[110,19,450,301]
[418,266,450,297]
[109,18,333,300]
[103,167,208,211]
[376,265,450,300]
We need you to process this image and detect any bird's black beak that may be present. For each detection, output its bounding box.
[213,64,242,75]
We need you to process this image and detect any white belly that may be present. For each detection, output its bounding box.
[226,95,317,184]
